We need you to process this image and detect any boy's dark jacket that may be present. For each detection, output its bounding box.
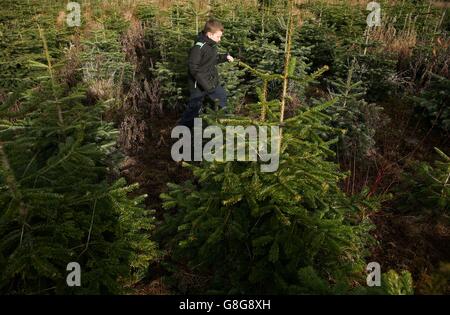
[187,31,228,93]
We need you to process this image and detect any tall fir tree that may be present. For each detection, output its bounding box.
[395,147,449,217]
[0,27,157,294]
[325,60,385,163]
[157,5,381,294]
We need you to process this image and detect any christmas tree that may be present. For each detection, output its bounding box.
[326,60,385,163]
[158,4,379,294]
[0,26,156,294]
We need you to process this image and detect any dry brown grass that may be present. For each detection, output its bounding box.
[432,1,450,9]
[363,3,449,85]
[369,14,418,58]
[56,10,66,27]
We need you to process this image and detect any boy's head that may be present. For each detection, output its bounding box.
[203,19,224,43]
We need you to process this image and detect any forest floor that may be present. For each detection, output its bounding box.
[369,97,450,293]
[120,109,192,216]
[119,109,189,294]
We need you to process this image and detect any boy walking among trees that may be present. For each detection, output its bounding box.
[179,19,234,128]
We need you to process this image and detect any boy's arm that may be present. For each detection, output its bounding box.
[188,46,214,91]
[217,53,229,64]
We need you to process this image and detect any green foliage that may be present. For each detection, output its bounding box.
[217,61,248,112]
[380,270,414,295]
[305,1,366,39]
[0,1,75,92]
[159,121,377,293]
[2,0,449,296]
[297,21,337,73]
[136,4,194,109]
[258,0,287,8]
[100,10,130,34]
[395,147,450,216]
[79,28,134,95]
[334,51,397,102]
[412,74,450,133]
[0,44,157,294]
[326,61,385,161]
[157,41,380,294]
[151,61,186,108]
[301,1,399,101]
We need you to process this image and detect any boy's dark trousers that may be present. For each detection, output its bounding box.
[179,85,227,128]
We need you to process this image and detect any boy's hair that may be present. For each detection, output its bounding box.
[203,19,224,34]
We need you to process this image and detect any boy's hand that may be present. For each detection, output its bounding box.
[226,54,234,62]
